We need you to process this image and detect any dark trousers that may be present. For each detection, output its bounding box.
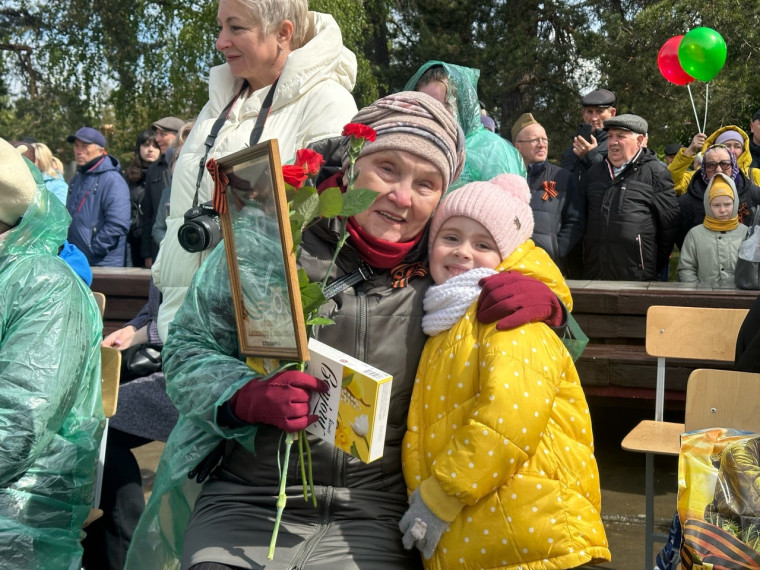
[82,428,152,570]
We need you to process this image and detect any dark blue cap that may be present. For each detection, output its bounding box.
[67,127,107,148]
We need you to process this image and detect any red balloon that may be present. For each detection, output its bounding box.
[658,35,695,86]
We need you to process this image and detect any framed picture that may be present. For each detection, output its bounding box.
[215,140,309,361]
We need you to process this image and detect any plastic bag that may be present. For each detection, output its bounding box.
[677,428,760,568]
[561,312,589,362]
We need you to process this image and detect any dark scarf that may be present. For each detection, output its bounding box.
[78,154,106,173]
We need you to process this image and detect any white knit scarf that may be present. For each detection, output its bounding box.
[422,268,498,336]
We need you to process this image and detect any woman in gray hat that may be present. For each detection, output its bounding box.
[126,92,565,570]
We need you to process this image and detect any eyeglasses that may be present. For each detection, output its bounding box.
[703,160,732,172]
[516,137,549,145]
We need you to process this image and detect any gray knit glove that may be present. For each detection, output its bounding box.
[399,489,448,559]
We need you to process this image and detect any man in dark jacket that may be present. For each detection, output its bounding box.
[560,88,617,179]
[140,116,184,266]
[512,113,583,274]
[581,114,680,281]
[66,127,130,267]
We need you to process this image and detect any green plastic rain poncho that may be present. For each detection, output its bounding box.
[404,61,526,192]
[0,160,104,569]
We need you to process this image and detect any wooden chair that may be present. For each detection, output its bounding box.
[82,344,121,527]
[92,291,106,318]
[621,305,748,569]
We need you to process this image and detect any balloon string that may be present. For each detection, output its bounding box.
[687,84,702,133]
[703,82,709,133]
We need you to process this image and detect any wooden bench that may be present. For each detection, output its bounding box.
[91,268,151,335]
[90,269,759,400]
[570,281,757,400]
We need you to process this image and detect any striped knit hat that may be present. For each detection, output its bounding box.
[341,91,465,191]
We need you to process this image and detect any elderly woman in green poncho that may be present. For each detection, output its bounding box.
[405,61,527,192]
[0,138,103,569]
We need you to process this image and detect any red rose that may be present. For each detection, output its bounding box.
[294,148,325,176]
[282,164,308,189]
[342,123,377,142]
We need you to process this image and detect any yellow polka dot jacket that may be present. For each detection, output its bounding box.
[403,242,611,569]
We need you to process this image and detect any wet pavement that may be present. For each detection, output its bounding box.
[135,397,681,570]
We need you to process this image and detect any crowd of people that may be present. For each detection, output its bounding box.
[4,0,760,568]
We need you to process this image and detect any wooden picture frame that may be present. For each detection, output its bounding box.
[216,140,309,361]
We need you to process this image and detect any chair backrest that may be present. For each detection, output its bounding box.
[92,292,106,318]
[645,305,748,362]
[685,368,760,433]
[100,346,120,418]
[645,305,749,421]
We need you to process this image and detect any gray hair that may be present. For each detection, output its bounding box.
[236,0,310,49]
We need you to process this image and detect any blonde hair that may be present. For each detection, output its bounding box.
[32,142,64,178]
[236,0,310,49]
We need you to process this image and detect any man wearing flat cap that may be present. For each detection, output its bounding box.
[66,126,131,266]
[581,113,680,281]
[512,112,583,274]
[141,116,185,266]
[663,143,682,165]
[560,88,617,179]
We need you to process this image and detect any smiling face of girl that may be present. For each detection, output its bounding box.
[429,216,502,285]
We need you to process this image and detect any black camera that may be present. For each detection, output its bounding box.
[178,202,222,253]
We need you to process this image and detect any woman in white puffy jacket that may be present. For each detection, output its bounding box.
[153,0,358,340]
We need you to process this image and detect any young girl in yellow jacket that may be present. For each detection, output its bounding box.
[400,174,611,569]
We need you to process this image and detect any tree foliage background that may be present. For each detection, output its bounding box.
[2,0,760,167]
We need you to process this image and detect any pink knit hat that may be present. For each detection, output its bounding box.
[429,173,535,260]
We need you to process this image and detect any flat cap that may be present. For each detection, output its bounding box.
[603,114,648,135]
[581,88,616,108]
[511,112,539,141]
[67,126,107,148]
[664,143,682,156]
[152,116,185,133]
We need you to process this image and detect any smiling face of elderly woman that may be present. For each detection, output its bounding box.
[215,0,308,91]
[350,150,445,243]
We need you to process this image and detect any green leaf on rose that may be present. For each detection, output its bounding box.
[340,187,379,217]
[318,186,344,218]
[306,316,334,326]
[300,282,327,315]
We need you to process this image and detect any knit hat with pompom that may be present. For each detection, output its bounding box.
[429,173,535,260]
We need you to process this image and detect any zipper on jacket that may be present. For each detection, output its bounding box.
[636,234,644,270]
[617,183,627,215]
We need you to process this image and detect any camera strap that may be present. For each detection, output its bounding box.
[322,261,374,300]
[192,77,280,207]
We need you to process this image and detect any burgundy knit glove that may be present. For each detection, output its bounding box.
[477,271,564,331]
[229,370,328,433]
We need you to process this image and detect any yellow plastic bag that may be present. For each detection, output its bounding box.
[677,428,760,568]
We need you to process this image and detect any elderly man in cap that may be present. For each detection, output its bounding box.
[66,126,131,266]
[512,112,583,274]
[560,88,617,179]
[663,142,682,165]
[140,116,185,266]
[581,114,680,281]
[0,138,103,568]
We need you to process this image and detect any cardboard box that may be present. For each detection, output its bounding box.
[305,338,393,463]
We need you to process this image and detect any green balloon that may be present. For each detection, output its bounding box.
[678,27,727,82]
